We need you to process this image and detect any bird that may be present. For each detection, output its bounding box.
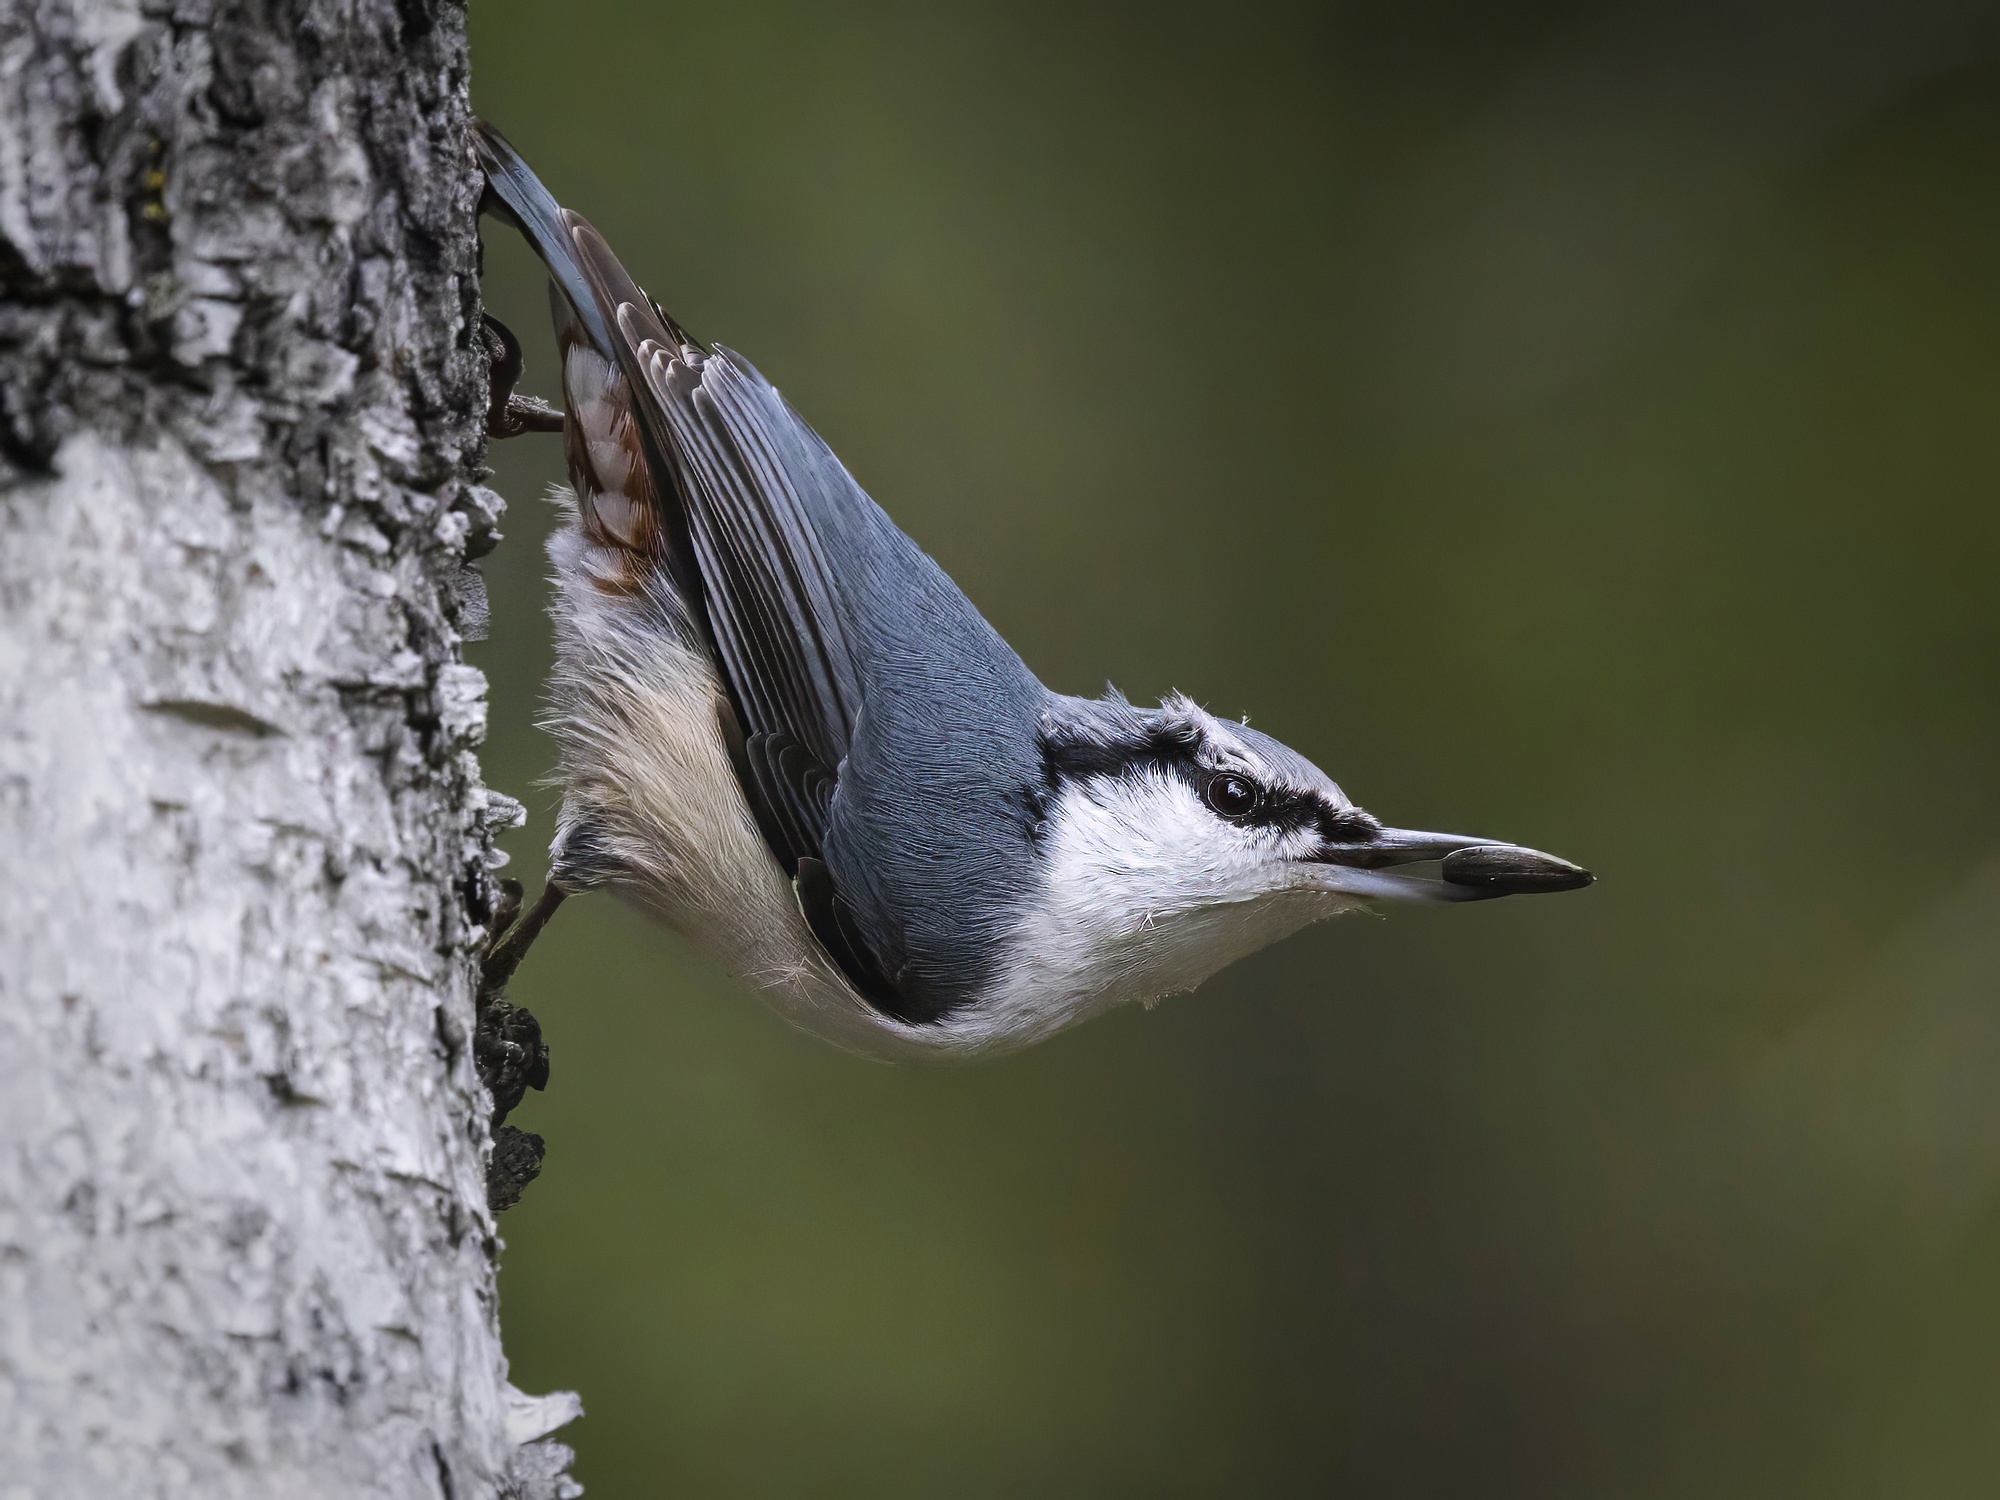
[472,121,1591,1061]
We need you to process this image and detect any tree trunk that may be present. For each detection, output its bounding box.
[0,0,577,1494]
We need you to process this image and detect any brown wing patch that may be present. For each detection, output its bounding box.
[560,341,660,594]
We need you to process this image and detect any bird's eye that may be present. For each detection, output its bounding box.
[1203,772,1260,820]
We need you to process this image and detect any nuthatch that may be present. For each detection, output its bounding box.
[474,122,1591,1060]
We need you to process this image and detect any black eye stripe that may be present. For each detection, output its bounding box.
[1038,714,1357,838]
[1202,775,1360,839]
[1315,806,1380,843]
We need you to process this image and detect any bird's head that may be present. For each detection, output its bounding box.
[1000,692,1590,1024]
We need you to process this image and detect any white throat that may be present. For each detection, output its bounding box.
[979,770,1359,1045]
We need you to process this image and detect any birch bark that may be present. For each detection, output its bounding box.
[0,0,575,1493]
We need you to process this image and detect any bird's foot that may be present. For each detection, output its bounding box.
[476,878,566,1211]
[482,313,565,439]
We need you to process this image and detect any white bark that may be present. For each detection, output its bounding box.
[0,0,577,1494]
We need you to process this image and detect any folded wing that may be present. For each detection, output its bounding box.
[475,121,899,1008]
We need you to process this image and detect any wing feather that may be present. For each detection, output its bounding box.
[476,120,897,1005]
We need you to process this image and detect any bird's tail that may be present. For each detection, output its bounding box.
[471,120,622,358]
[474,120,703,360]
[473,119,713,610]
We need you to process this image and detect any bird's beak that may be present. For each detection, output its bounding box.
[1305,826,1593,902]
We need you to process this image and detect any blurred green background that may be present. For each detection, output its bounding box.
[468,2,2000,1494]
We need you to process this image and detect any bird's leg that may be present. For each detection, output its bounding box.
[482,313,565,439]
[469,298,567,1211]
[474,878,567,1211]
[480,879,568,1001]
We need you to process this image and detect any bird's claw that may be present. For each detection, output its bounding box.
[482,313,565,439]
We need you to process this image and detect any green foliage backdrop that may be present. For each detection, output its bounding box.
[469,3,2000,1493]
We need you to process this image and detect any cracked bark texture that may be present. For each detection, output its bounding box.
[0,0,578,1494]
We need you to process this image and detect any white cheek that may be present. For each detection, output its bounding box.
[1048,774,1291,927]
[982,772,1339,1031]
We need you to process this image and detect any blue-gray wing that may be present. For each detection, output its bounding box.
[634,333,863,841]
[476,121,896,1005]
